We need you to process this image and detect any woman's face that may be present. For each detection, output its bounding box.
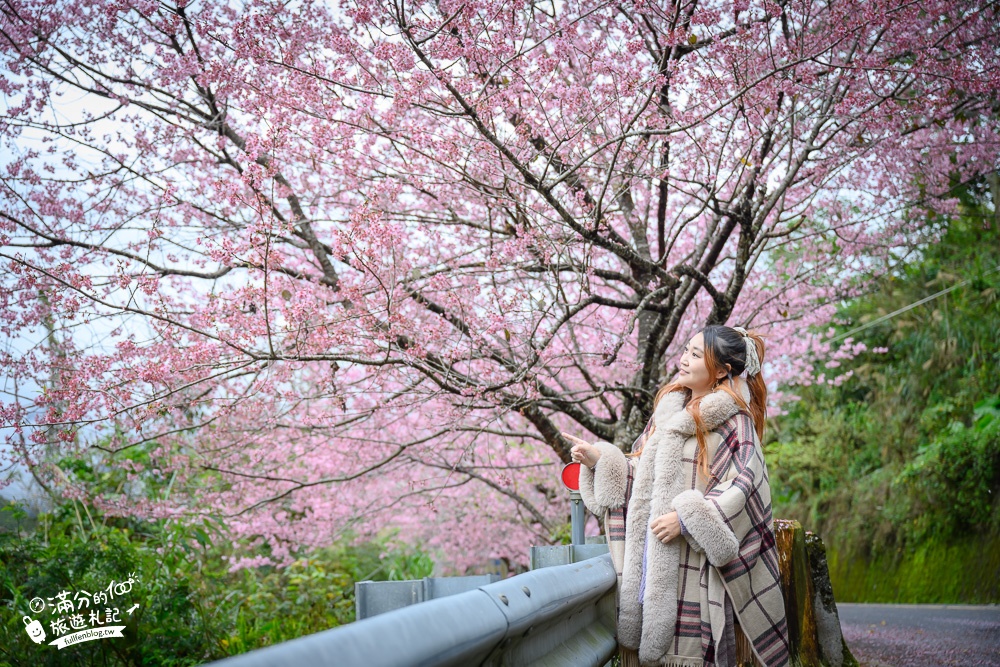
[676,332,724,395]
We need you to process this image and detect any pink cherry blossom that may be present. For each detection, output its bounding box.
[1,0,997,571]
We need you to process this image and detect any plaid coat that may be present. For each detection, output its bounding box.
[578,384,790,667]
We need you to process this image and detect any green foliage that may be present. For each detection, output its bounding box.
[1,458,433,665]
[1,504,211,666]
[893,398,1000,541]
[215,539,432,656]
[826,530,1000,604]
[549,520,573,546]
[767,189,1000,602]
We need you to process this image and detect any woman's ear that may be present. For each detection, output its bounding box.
[716,364,730,380]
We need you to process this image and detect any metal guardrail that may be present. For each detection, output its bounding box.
[206,553,617,667]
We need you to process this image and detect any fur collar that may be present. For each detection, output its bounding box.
[652,380,751,439]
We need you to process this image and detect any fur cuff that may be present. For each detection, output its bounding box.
[683,533,705,555]
[578,441,628,515]
[577,461,602,516]
[592,441,629,509]
[671,489,739,566]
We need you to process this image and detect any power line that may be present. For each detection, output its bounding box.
[829,265,1000,344]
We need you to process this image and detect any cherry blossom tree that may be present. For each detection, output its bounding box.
[1,0,997,569]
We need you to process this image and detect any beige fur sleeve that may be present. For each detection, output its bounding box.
[671,489,740,566]
[578,441,629,516]
[671,422,772,567]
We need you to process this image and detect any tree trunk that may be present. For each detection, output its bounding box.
[774,519,859,667]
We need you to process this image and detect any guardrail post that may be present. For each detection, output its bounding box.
[355,574,499,620]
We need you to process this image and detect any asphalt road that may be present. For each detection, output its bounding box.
[838,603,1000,667]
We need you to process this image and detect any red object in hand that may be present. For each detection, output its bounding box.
[561,462,581,491]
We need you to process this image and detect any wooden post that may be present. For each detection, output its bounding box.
[774,519,859,667]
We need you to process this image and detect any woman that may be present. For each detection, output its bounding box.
[563,325,790,667]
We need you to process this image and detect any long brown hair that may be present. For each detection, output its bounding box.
[630,326,768,478]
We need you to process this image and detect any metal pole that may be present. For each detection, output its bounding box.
[570,489,585,545]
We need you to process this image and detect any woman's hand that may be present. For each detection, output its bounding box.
[562,432,602,469]
[650,511,682,544]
